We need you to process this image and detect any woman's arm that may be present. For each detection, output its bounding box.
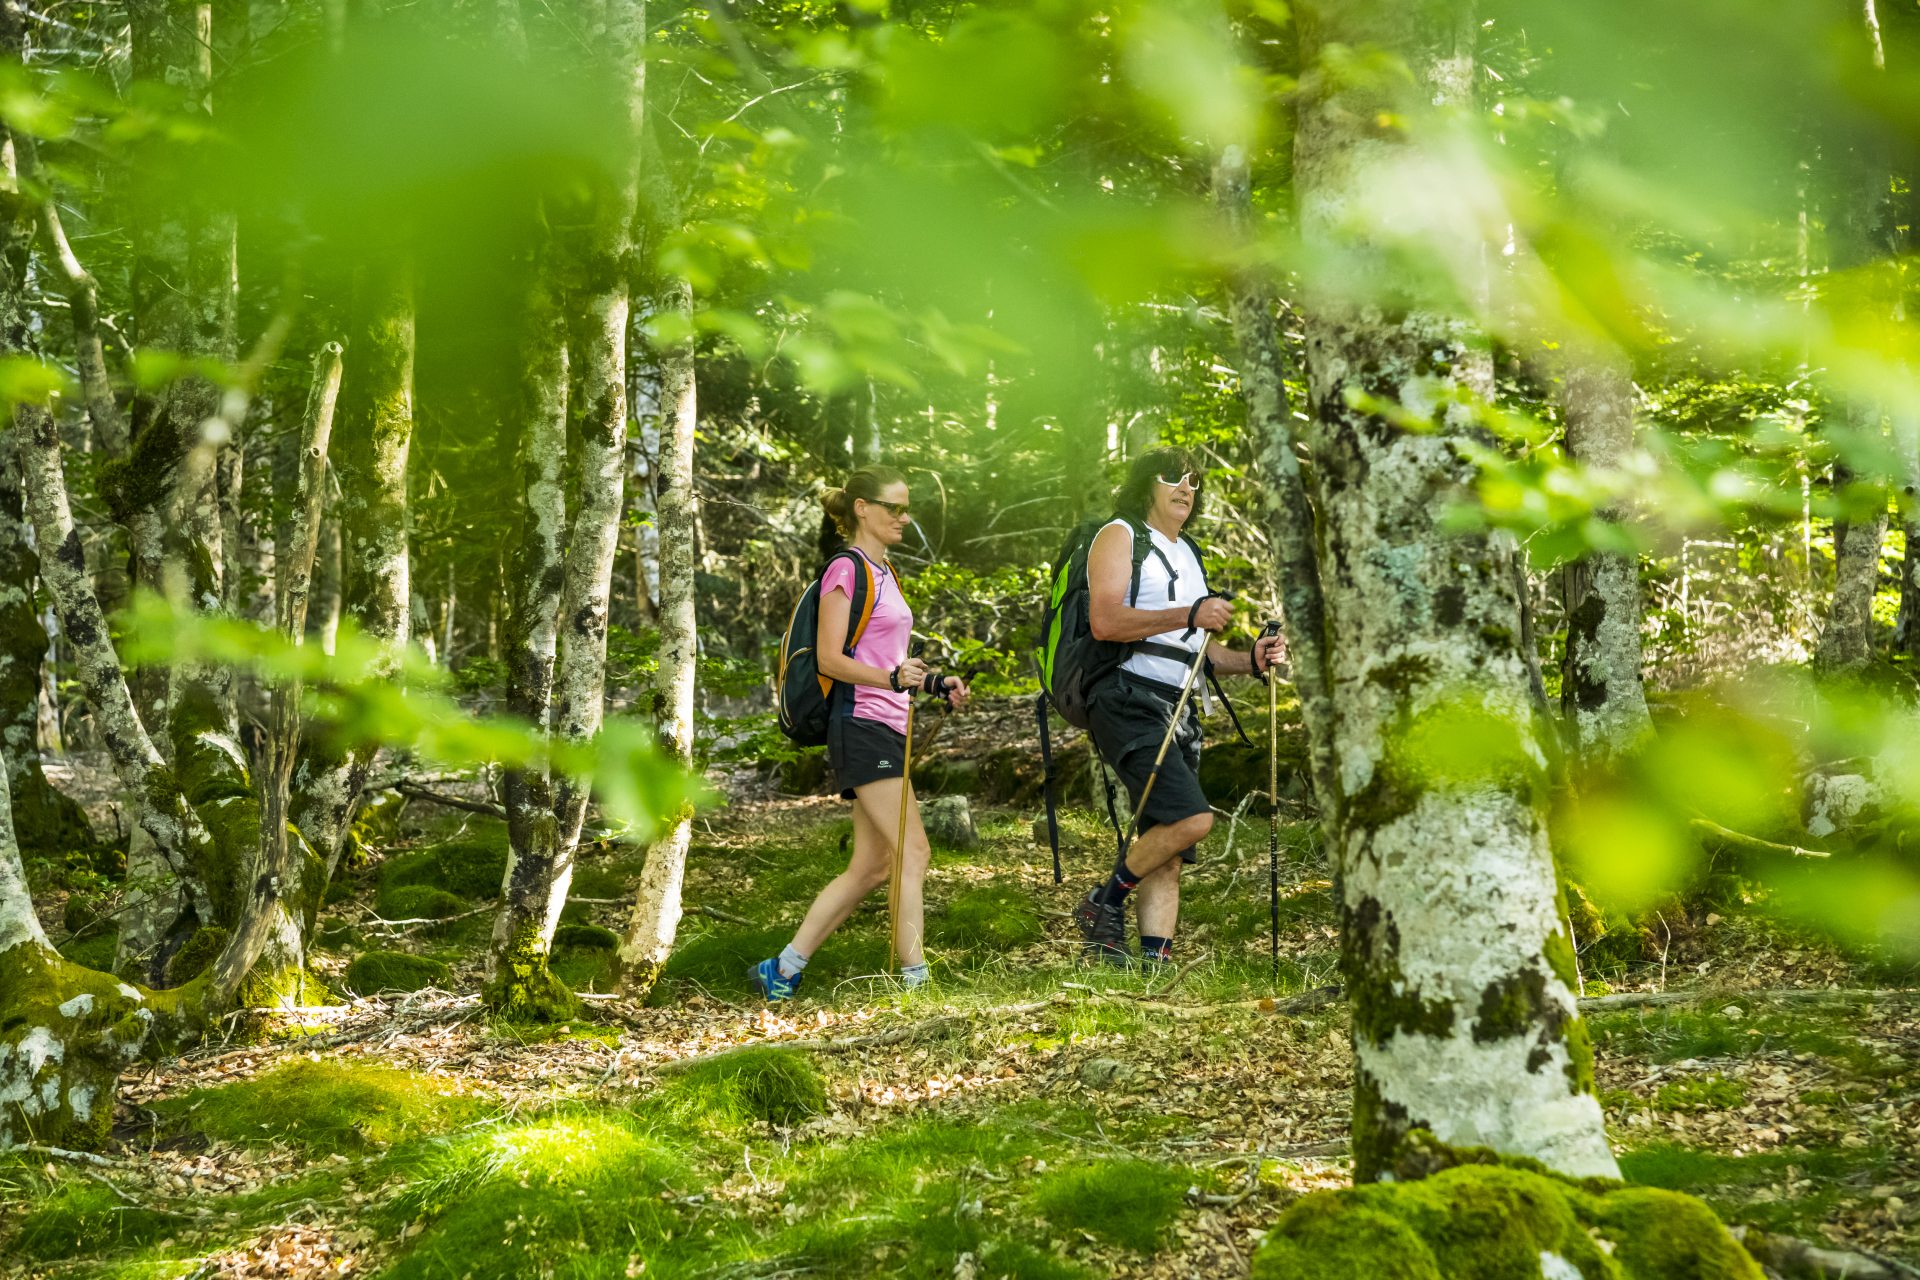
[816,584,927,689]
[1088,523,1230,642]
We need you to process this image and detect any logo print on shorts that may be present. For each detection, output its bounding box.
[877,759,892,768]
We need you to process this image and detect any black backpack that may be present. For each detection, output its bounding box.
[1036,515,1202,731]
[776,550,883,747]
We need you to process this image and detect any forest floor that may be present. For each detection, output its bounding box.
[6,754,1919,1279]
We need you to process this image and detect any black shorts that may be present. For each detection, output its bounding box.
[827,715,907,799]
[1086,671,1208,864]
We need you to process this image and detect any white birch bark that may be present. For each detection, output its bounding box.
[486,0,643,1017]
[289,259,414,880]
[620,270,696,994]
[1556,341,1652,763]
[1294,0,1617,1182]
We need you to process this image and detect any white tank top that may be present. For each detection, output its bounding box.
[1104,518,1209,687]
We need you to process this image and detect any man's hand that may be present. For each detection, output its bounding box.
[1254,633,1286,675]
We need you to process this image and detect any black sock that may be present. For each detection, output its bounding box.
[1140,935,1173,962]
[1091,867,1141,907]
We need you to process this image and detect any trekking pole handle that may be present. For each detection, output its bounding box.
[1255,618,1282,685]
[1182,590,1236,640]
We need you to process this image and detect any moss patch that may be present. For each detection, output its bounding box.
[1030,1159,1189,1251]
[1249,1162,1761,1280]
[381,839,509,901]
[163,925,229,985]
[931,883,1044,951]
[162,1059,490,1153]
[343,950,452,995]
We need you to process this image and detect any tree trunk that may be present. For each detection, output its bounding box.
[620,270,696,996]
[1557,342,1652,760]
[0,762,196,1149]
[1817,460,1889,670]
[485,0,643,1019]
[1212,145,1339,825]
[487,259,573,1017]
[1294,0,1618,1182]
[289,257,414,882]
[0,121,92,854]
[0,437,93,854]
[208,343,342,1011]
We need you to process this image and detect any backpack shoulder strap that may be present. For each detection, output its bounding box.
[1180,532,1209,592]
[1118,516,1170,606]
[843,552,880,654]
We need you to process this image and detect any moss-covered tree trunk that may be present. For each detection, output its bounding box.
[1212,144,1338,824]
[0,762,195,1149]
[289,257,415,884]
[1294,0,1618,1182]
[620,267,695,996]
[0,127,93,855]
[1817,460,1889,671]
[1556,340,1652,763]
[487,255,574,1018]
[486,0,642,1020]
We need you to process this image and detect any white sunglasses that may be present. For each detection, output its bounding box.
[1154,471,1202,491]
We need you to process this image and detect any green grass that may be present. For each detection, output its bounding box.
[652,1047,829,1131]
[1651,1075,1749,1113]
[384,1111,690,1280]
[9,1181,184,1261]
[1587,1003,1906,1077]
[160,1059,493,1153]
[1619,1139,1901,1238]
[1029,1159,1189,1251]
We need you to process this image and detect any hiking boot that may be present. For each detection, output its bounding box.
[748,957,802,1002]
[1073,890,1131,966]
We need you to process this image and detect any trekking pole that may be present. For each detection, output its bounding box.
[889,643,925,976]
[1115,642,1212,859]
[1032,657,1062,885]
[1262,620,1282,985]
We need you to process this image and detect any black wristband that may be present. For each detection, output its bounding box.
[1187,599,1204,630]
[922,672,942,695]
[888,665,903,692]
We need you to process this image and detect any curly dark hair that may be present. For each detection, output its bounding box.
[1113,446,1206,525]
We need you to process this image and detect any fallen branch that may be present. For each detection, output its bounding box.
[22,1143,124,1167]
[394,782,508,820]
[1731,1225,1920,1280]
[566,899,756,927]
[1689,817,1829,860]
[1577,988,1918,1013]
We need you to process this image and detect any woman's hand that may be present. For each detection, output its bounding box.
[941,677,970,710]
[893,656,930,691]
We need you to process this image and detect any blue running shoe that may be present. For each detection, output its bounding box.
[749,957,801,1001]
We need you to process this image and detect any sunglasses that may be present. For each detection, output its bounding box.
[864,499,912,520]
[1155,471,1202,492]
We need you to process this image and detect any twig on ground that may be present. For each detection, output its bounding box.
[360,905,493,933]
[1577,988,1918,1013]
[393,781,508,820]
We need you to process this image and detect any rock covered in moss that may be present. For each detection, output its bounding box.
[553,923,620,950]
[921,795,978,850]
[1250,1164,1761,1280]
[345,950,451,995]
[377,884,470,923]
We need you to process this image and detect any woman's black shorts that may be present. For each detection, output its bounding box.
[1086,670,1208,864]
[827,714,908,799]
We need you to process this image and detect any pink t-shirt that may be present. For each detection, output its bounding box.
[820,550,912,734]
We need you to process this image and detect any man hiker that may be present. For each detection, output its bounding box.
[1072,447,1285,965]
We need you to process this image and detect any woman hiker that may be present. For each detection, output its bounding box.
[1072,447,1285,965]
[751,465,969,1000]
